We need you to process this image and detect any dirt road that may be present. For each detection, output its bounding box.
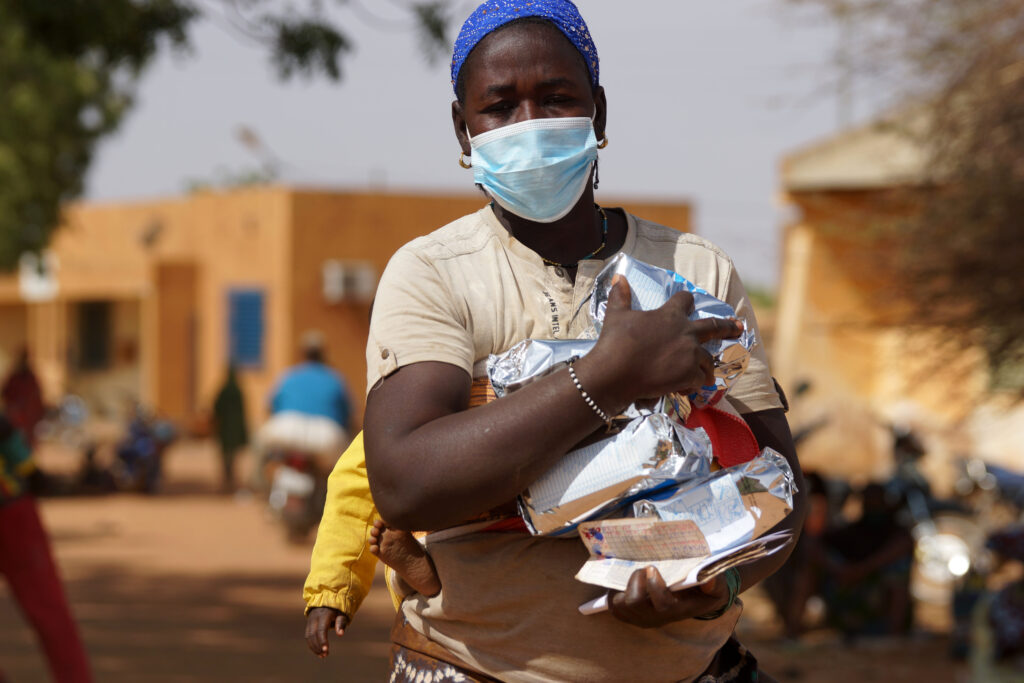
[1,440,966,682]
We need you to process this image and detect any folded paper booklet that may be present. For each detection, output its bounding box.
[579,518,711,560]
[575,525,793,615]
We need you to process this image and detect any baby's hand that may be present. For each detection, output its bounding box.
[305,607,350,658]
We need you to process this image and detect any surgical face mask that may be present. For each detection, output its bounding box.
[468,116,598,223]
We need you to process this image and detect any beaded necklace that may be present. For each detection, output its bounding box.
[539,205,608,269]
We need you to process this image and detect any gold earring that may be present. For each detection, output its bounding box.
[597,136,609,150]
[459,153,472,169]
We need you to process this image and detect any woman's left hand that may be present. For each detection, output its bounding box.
[608,566,731,628]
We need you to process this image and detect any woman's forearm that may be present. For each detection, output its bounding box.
[363,353,624,531]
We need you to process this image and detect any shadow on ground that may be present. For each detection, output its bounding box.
[0,564,393,682]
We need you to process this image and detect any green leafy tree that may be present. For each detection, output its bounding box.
[0,0,452,270]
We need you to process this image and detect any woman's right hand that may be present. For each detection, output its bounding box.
[305,607,349,658]
[578,276,744,413]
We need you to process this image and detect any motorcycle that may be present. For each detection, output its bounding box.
[887,428,987,608]
[112,407,177,494]
[264,448,328,543]
[954,457,1024,524]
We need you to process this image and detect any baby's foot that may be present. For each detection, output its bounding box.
[369,519,442,597]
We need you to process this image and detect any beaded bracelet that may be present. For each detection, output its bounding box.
[566,358,613,427]
[694,568,741,621]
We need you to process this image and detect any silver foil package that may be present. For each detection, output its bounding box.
[632,448,796,552]
[487,338,690,423]
[518,414,712,536]
[587,253,758,408]
[487,338,596,398]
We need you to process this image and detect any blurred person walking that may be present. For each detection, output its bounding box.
[212,365,248,493]
[0,413,92,682]
[1,349,45,447]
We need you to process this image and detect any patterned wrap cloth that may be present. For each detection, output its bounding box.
[387,636,763,683]
[450,0,599,93]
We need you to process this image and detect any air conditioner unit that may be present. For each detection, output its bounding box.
[322,260,377,304]
[18,251,59,302]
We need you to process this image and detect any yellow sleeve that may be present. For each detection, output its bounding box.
[303,431,383,618]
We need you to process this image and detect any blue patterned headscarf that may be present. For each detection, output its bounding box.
[450,0,599,95]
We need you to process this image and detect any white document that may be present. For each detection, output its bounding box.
[577,530,793,615]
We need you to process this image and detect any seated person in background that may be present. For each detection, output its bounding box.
[821,482,914,638]
[970,526,1024,681]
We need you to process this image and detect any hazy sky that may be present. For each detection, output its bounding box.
[84,1,846,289]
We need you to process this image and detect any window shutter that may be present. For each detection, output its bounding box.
[228,289,265,368]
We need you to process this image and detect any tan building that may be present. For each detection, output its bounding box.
[773,120,1024,483]
[0,187,691,431]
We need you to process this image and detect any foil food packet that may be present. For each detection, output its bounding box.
[631,448,796,552]
[587,253,757,408]
[487,338,690,423]
[488,338,596,399]
[519,414,712,536]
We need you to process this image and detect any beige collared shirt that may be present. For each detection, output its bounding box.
[366,205,782,682]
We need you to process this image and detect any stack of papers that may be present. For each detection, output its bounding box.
[572,450,797,614]
[575,517,792,614]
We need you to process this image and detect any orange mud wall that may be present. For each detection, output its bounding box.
[774,190,990,482]
[287,191,492,429]
[0,187,692,432]
[183,189,293,431]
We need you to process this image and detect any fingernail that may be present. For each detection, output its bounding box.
[612,274,625,287]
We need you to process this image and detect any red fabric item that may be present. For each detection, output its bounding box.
[0,496,92,683]
[685,406,761,468]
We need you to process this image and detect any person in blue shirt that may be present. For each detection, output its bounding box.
[252,331,352,490]
[270,331,351,431]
